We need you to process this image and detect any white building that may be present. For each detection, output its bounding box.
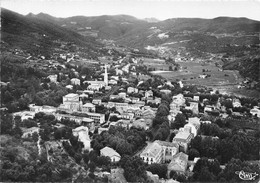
[127,87,138,94]
[59,93,82,112]
[82,103,95,112]
[100,147,121,162]
[71,78,81,85]
[47,75,57,83]
[29,104,57,114]
[140,142,163,164]
[250,106,260,118]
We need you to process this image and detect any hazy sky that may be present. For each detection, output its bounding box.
[2,0,260,21]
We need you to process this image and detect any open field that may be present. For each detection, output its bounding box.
[150,61,260,97]
[153,61,240,85]
[142,58,172,71]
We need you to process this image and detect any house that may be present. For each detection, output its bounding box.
[250,106,260,118]
[29,104,57,114]
[188,102,199,114]
[172,94,186,108]
[100,147,121,162]
[120,112,135,120]
[167,152,188,175]
[47,75,57,83]
[82,103,95,112]
[184,122,200,137]
[110,95,119,100]
[73,126,91,150]
[85,112,105,124]
[131,97,140,103]
[193,96,200,101]
[118,92,127,99]
[140,142,163,164]
[155,140,179,163]
[98,127,108,134]
[59,93,82,112]
[160,89,171,95]
[233,98,242,108]
[22,127,39,138]
[115,68,123,75]
[79,93,88,98]
[127,87,138,94]
[108,79,118,85]
[65,85,73,90]
[145,90,153,98]
[92,99,102,105]
[199,74,207,79]
[71,78,80,85]
[13,111,35,121]
[172,131,194,153]
[204,105,215,113]
[142,109,156,120]
[132,119,149,130]
[110,76,119,81]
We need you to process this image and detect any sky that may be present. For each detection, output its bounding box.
[1,0,260,21]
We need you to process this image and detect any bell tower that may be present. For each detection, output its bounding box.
[104,64,108,85]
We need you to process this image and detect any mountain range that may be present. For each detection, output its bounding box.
[1,8,260,82]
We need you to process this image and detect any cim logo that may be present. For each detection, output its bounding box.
[235,170,259,181]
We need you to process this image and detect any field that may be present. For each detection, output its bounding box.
[153,61,239,84]
[150,61,258,96]
[142,58,173,71]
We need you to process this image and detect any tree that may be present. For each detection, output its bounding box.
[96,156,111,167]
[0,112,13,135]
[147,164,168,179]
[89,161,96,173]
[188,148,200,160]
[32,132,39,142]
[83,153,89,164]
[197,167,216,182]
[122,156,147,182]
[171,113,186,129]
[74,153,82,164]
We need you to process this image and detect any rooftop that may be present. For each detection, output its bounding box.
[101,147,121,158]
[140,142,162,158]
[65,93,79,98]
[174,131,192,140]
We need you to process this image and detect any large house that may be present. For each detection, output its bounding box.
[167,152,188,175]
[172,130,194,153]
[59,93,82,112]
[140,141,179,164]
[82,103,96,112]
[29,104,57,114]
[100,147,121,162]
[155,140,179,163]
[140,142,163,164]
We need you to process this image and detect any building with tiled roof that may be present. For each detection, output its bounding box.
[167,152,188,175]
[172,131,194,153]
[154,140,179,163]
[140,142,163,164]
[100,147,121,162]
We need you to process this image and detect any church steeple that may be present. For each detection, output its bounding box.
[104,64,108,85]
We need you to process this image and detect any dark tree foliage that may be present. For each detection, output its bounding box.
[146,163,168,179]
[120,155,147,182]
[171,113,187,129]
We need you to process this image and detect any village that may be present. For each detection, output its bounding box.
[3,47,259,183]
